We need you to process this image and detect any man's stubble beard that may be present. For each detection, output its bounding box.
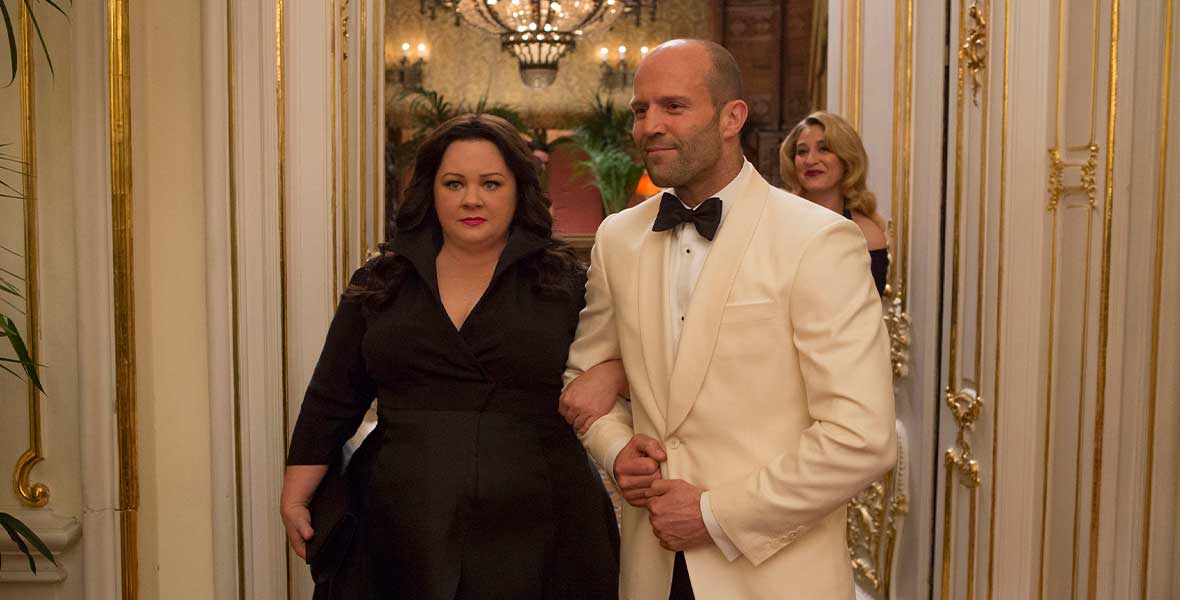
[642,116,723,190]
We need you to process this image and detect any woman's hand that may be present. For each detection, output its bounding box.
[280,465,328,560]
[281,502,315,560]
[560,359,628,435]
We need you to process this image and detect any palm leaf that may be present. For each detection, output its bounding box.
[0,511,56,574]
[2,0,69,83]
[571,93,643,216]
[22,0,54,77]
[575,145,644,216]
[0,314,42,392]
[1,361,23,379]
[0,515,32,572]
[1,1,17,85]
[35,0,68,20]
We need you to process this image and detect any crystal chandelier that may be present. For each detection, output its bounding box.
[426,0,656,88]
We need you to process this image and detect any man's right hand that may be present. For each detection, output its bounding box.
[614,433,667,507]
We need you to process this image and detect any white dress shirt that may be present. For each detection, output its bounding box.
[606,161,756,561]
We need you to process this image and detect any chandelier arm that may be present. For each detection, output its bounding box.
[476,1,519,36]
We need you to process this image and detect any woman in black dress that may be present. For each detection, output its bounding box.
[281,114,621,599]
[779,111,890,296]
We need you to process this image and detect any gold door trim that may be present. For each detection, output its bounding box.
[941,2,991,599]
[963,3,988,105]
[1141,1,1173,596]
[224,1,248,597]
[941,387,984,600]
[359,0,368,259]
[1037,147,1060,600]
[843,0,863,129]
[108,0,139,597]
[372,1,383,245]
[1040,0,1103,593]
[12,0,48,509]
[275,0,294,596]
[1086,0,1120,595]
[984,1,1010,596]
[330,0,341,301]
[340,0,352,290]
[1068,141,1098,597]
[885,0,914,381]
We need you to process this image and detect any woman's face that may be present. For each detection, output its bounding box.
[433,139,518,251]
[792,125,845,197]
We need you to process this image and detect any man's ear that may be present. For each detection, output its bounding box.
[719,99,749,140]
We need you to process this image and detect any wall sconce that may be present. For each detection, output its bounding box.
[599,45,648,90]
[389,41,428,88]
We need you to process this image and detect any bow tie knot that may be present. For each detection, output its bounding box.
[651,193,723,241]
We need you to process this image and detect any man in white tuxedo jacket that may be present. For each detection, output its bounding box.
[564,40,896,599]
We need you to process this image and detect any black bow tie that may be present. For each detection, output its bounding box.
[651,193,723,241]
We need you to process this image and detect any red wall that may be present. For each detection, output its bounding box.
[547,142,606,234]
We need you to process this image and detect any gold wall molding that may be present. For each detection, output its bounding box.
[372,0,383,246]
[108,0,139,596]
[275,0,294,596]
[945,388,984,490]
[985,2,1011,597]
[943,390,984,597]
[340,0,351,292]
[843,0,863,129]
[359,0,367,261]
[1041,3,1102,595]
[845,1,914,594]
[13,0,48,509]
[962,1,988,105]
[1080,143,1098,207]
[223,0,248,596]
[1086,0,1119,594]
[1046,144,1098,211]
[886,0,915,381]
[884,293,912,379]
[330,0,340,302]
[848,466,908,597]
[1141,1,1172,596]
[1048,148,1064,211]
[941,387,983,600]
[941,0,993,596]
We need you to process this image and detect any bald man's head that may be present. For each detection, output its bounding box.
[646,39,744,108]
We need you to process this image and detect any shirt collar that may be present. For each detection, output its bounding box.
[667,159,755,223]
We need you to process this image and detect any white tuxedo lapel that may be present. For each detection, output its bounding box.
[636,226,670,437]
[665,172,769,434]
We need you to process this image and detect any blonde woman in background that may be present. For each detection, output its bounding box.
[780,111,889,296]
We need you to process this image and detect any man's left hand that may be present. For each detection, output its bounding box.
[647,479,712,551]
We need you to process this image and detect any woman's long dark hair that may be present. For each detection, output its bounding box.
[348,113,582,307]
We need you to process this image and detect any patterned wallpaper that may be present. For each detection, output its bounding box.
[384,0,714,129]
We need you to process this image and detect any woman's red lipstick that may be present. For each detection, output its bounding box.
[460,217,486,226]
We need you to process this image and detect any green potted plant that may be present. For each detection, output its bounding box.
[0,144,56,579]
[571,93,645,217]
[1,0,62,574]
